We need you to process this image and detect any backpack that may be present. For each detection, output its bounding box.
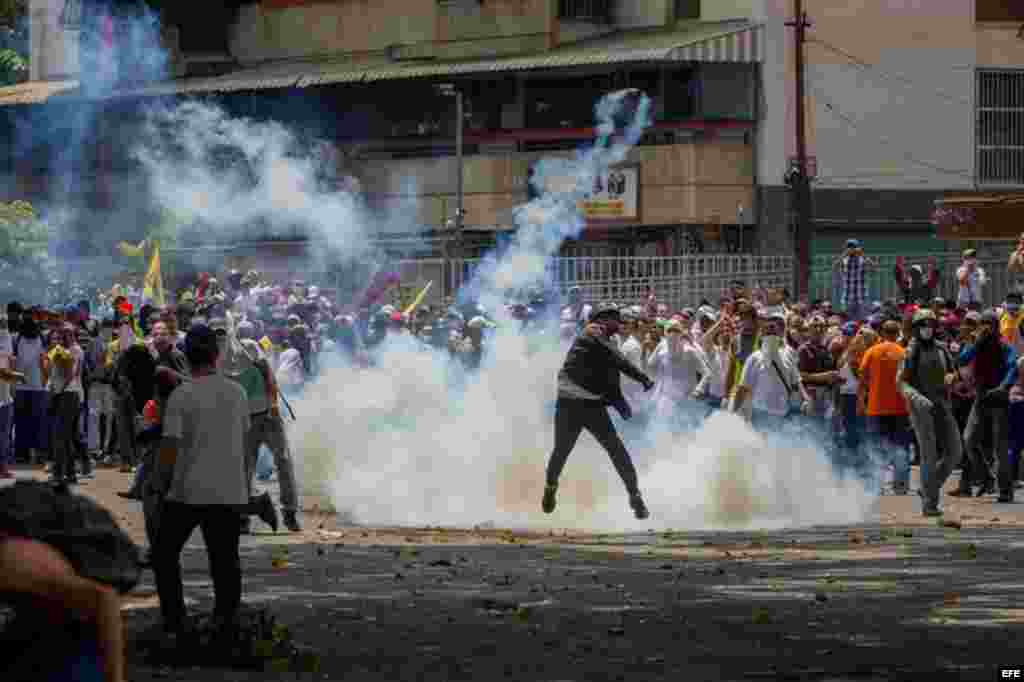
[0,481,143,593]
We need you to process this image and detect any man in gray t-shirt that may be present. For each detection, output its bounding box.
[151,324,250,636]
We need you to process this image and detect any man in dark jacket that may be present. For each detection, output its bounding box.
[543,305,655,519]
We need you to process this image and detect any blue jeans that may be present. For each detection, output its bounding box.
[868,415,911,488]
[838,394,867,477]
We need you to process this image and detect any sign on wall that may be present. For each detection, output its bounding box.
[533,165,640,224]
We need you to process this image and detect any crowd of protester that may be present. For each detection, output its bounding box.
[4,236,1024,680]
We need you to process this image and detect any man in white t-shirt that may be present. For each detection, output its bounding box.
[151,324,251,638]
[731,311,809,432]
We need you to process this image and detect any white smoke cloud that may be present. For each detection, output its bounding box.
[131,99,380,266]
[286,90,878,532]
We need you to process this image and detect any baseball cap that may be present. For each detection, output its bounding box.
[845,239,861,249]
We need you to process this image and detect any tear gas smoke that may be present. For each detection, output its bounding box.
[286,90,878,532]
[132,100,379,270]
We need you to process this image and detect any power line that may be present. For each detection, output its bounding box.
[807,38,973,108]
[808,83,975,180]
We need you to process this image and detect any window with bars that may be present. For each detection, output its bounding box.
[976,70,1024,186]
[558,0,612,23]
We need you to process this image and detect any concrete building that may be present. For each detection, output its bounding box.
[1,0,1022,269]
[1,0,762,264]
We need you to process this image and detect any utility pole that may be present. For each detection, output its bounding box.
[786,0,812,299]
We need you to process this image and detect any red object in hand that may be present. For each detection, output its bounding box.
[117,302,132,315]
[143,399,159,424]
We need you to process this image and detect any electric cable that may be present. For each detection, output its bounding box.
[808,82,975,180]
[807,38,974,108]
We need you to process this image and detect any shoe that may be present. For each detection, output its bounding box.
[997,492,1015,503]
[892,484,909,496]
[922,508,942,517]
[117,490,142,500]
[542,484,557,514]
[254,492,279,532]
[282,510,301,532]
[976,480,996,497]
[0,468,13,479]
[948,488,972,497]
[1015,481,1024,490]
[630,493,649,520]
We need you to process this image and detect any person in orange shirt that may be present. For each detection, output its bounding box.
[859,320,912,494]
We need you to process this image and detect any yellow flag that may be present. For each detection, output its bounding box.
[403,281,433,316]
[143,242,165,306]
[117,240,146,258]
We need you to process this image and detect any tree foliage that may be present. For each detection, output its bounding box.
[0,200,49,262]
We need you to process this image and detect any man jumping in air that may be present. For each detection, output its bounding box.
[543,304,655,519]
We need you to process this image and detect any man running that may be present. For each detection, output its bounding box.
[543,305,655,519]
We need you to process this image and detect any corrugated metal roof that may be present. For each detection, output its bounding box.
[302,21,762,86]
[0,20,763,103]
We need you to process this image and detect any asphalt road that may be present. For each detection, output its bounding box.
[5,466,1024,681]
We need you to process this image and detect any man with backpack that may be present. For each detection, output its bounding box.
[898,310,963,515]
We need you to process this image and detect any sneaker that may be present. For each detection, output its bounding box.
[254,492,279,532]
[976,480,996,497]
[282,510,302,532]
[541,484,557,514]
[629,494,649,520]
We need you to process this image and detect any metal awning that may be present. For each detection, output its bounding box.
[0,79,79,105]
[0,20,762,103]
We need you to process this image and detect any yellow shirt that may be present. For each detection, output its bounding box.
[1000,311,1024,346]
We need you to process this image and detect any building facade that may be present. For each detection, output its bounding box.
[2,0,1022,269]
[2,0,762,263]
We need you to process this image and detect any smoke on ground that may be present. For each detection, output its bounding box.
[288,89,878,532]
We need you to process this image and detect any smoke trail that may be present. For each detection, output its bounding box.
[296,90,878,532]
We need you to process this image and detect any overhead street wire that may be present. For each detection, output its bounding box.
[807,38,973,108]
[808,82,975,180]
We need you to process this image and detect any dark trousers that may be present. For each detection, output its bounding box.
[14,390,48,459]
[965,400,1011,494]
[1008,400,1024,482]
[49,392,81,481]
[153,501,243,632]
[546,397,640,496]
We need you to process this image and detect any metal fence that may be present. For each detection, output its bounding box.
[444,255,795,310]
[810,252,1015,308]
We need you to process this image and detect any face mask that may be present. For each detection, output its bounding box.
[918,327,934,340]
[761,335,782,354]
